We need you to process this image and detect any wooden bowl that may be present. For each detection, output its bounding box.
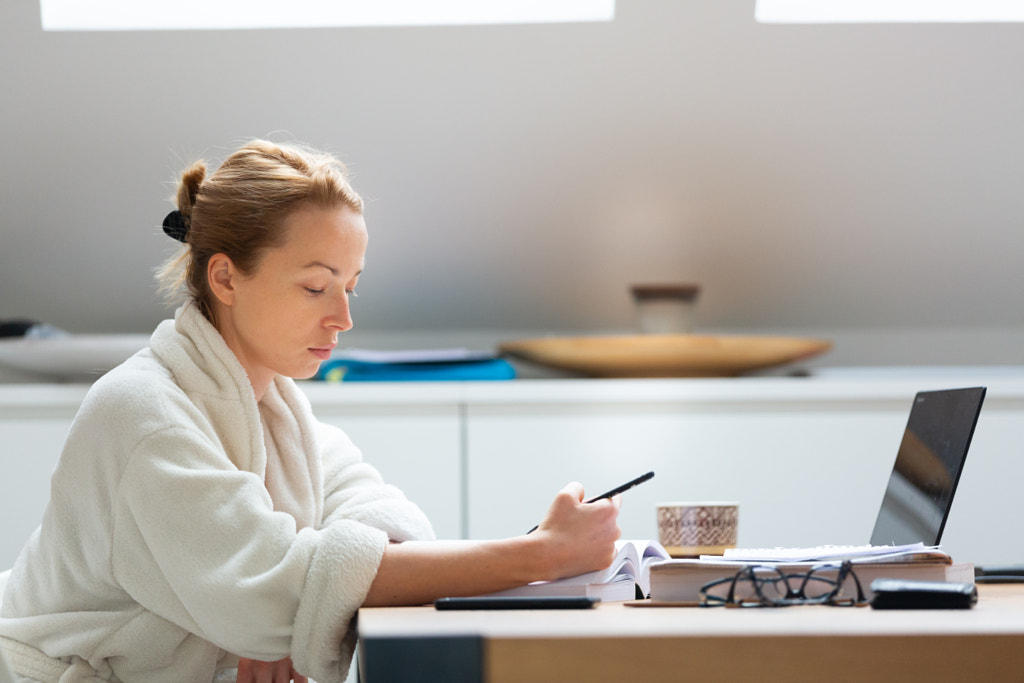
[498,334,832,378]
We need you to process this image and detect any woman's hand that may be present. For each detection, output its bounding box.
[363,481,622,606]
[236,656,307,683]
[530,481,622,581]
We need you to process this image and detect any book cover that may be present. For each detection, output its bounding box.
[649,554,974,603]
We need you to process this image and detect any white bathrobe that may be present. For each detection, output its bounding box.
[0,304,435,682]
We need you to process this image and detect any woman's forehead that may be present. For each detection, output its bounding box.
[270,207,367,272]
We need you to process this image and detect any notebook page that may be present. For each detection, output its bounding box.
[713,543,931,562]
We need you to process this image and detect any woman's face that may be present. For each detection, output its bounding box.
[211,204,367,398]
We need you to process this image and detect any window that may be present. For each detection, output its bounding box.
[40,0,615,31]
[756,0,1024,24]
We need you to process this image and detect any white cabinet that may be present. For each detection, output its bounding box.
[939,406,1024,564]
[3,373,1024,571]
[0,419,74,566]
[302,383,466,541]
[0,386,85,570]
[466,402,907,547]
[463,378,1024,566]
[310,399,463,541]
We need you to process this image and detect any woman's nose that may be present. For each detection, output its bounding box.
[326,294,353,331]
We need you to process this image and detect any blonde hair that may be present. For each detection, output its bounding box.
[157,139,364,322]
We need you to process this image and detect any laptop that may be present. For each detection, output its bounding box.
[869,386,986,547]
[724,386,986,562]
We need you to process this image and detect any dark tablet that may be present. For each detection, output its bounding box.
[434,596,600,610]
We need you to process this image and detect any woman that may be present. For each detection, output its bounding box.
[0,140,621,683]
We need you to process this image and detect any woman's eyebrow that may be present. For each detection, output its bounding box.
[301,262,364,281]
[302,261,338,275]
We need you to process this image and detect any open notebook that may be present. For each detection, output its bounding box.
[485,540,670,601]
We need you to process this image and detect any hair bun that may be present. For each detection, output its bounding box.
[162,210,189,242]
[181,162,206,206]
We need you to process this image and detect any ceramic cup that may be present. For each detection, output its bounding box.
[657,502,739,557]
[630,284,701,334]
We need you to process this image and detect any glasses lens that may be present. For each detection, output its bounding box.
[750,567,790,602]
[800,574,839,600]
[701,569,779,605]
[805,564,864,603]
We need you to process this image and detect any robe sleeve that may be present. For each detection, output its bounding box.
[112,423,387,683]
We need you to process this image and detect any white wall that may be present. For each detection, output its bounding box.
[1,0,1022,366]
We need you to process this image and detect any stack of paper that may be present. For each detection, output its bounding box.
[709,542,944,563]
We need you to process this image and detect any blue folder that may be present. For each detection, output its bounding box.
[316,357,516,382]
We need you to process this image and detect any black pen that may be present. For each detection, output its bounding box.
[526,471,655,534]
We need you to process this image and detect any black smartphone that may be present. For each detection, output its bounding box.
[975,565,1024,584]
[869,579,977,610]
[434,596,600,610]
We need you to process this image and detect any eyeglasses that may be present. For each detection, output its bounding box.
[700,560,868,608]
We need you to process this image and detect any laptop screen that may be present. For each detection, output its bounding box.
[869,387,986,547]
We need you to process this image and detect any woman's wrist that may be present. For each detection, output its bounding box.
[509,531,560,583]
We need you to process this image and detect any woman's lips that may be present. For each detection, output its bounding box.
[309,347,334,361]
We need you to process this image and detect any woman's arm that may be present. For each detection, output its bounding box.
[363,482,621,607]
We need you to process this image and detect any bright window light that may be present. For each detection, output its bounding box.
[756,0,1024,23]
[40,0,615,31]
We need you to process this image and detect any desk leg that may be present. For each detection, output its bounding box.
[358,635,484,683]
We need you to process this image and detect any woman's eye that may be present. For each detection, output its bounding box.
[305,287,325,296]
[346,290,358,298]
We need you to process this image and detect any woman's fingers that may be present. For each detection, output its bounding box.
[559,480,585,502]
[236,657,301,683]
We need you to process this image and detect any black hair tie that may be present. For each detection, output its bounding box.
[162,210,189,243]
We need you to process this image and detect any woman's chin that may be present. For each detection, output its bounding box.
[280,360,323,381]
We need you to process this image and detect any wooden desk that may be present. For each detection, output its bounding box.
[357,585,1024,682]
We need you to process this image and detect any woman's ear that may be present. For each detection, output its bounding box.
[207,253,238,307]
